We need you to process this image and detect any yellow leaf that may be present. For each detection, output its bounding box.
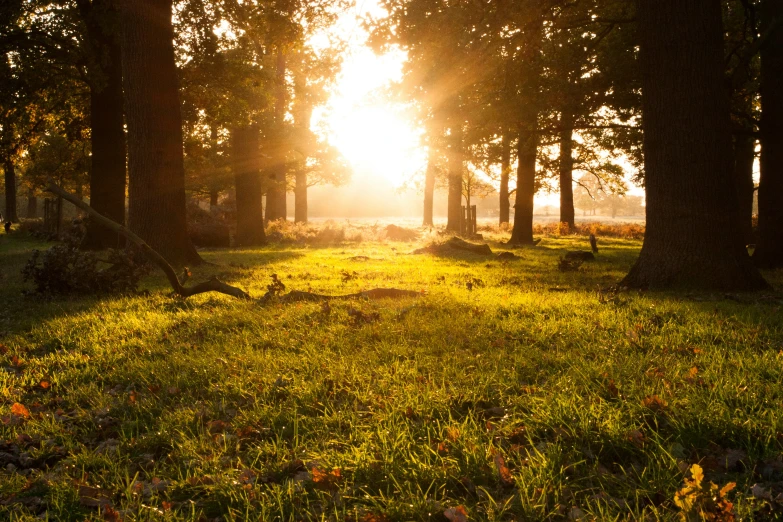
[690,464,704,484]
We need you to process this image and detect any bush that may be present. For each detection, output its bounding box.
[22,222,150,295]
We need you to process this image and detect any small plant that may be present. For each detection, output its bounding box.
[22,222,149,295]
[674,464,736,521]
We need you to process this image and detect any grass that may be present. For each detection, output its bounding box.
[1,228,782,521]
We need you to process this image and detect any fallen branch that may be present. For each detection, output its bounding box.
[46,182,251,300]
[261,288,422,305]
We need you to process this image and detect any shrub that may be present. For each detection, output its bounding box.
[22,222,150,295]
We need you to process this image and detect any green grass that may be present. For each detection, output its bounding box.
[1,230,782,521]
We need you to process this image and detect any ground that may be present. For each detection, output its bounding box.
[0,228,782,521]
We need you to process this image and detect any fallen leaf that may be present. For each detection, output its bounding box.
[11,403,30,419]
[39,380,50,389]
[443,505,468,522]
[641,395,668,412]
[78,485,112,508]
[493,452,514,487]
[311,466,342,490]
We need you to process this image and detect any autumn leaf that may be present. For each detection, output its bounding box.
[311,466,342,490]
[207,420,228,434]
[493,451,514,487]
[626,429,645,447]
[39,380,50,389]
[78,485,112,508]
[641,395,668,412]
[443,505,468,522]
[0,343,7,355]
[11,402,30,419]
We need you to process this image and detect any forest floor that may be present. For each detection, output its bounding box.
[0,229,782,521]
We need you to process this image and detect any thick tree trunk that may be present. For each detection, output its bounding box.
[80,0,127,250]
[558,112,575,231]
[232,125,266,246]
[508,119,538,245]
[753,0,783,268]
[446,122,463,233]
[26,194,37,218]
[209,189,219,209]
[423,144,436,227]
[265,48,288,222]
[119,0,201,266]
[623,0,766,290]
[733,134,755,245]
[294,169,307,224]
[499,133,511,225]
[3,157,18,223]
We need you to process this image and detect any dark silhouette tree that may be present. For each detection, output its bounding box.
[119,0,201,266]
[753,0,783,268]
[77,0,127,249]
[622,0,766,290]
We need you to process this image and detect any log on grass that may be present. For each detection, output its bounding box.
[46,182,251,300]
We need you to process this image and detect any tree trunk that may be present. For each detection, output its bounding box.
[558,112,575,231]
[3,157,18,223]
[508,119,538,245]
[446,121,463,233]
[294,169,307,224]
[499,132,511,225]
[26,194,37,218]
[733,134,755,245]
[423,143,436,226]
[232,125,267,246]
[623,0,766,290]
[119,0,201,266]
[753,0,783,268]
[209,189,219,209]
[80,0,127,250]
[265,48,288,222]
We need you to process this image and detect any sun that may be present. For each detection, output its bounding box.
[322,103,426,188]
[311,18,427,189]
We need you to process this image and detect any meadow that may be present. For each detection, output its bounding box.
[0,226,782,521]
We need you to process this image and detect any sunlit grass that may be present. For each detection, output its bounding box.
[0,232,781,520]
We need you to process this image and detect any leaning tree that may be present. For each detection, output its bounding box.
[622,0,767,290]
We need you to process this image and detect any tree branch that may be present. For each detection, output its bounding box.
[46,182,251,300]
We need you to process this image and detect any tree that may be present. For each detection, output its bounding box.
[622,0,766,290]
[119,0,201,266]
[77,0,127,249]
[232,124,267,246]
[753,0,783,268]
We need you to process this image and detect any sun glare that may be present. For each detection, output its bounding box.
[311,3,427,189]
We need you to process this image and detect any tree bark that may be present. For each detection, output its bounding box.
[209,189,219,209]
[26,194,37,218]
[558,111,575,231]
[753,0,783,268]
[119,0,201,266]
[423,143,436,227]
[446,121,463,233]
[80,0,127,250]
[507,118,538,245]
[623,0,766,290]
[3,157,18,223]
[733,134,755,245]
[499,132,511,225]
[232,125,267,246]
[294,169,307,224]
[265,48,288,222]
